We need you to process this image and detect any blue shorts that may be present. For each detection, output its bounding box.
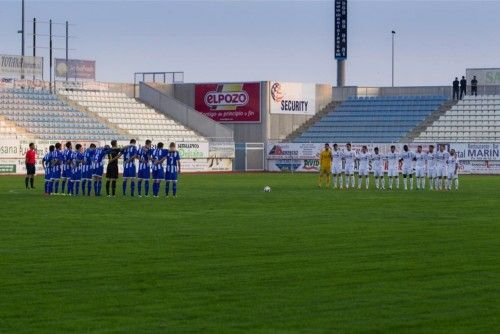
[152,169,164,180]
[138,167,150,179]
[72,169,82,181]
[62,166,72,178]
[81,165,90,179]
[93,166,104,177]
[52,167,62,179]
[44,168,52,181]
[165,172,178,181]
[123,166,137,178]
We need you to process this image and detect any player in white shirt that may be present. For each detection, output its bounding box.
[400,145,415,191]
[386,145,400,190]
[426,145,436,190]
[357,145,370,189]
[371,147,385,190]
[446,149,459,191]
[435,144,450,190]
[343,143,356,189]
[414,145,427,190]
[331,144,344,189]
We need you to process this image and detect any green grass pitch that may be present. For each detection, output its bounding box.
[0,173,499,333]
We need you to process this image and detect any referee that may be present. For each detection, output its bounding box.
[105,140,122,197]
[25,143,36,189]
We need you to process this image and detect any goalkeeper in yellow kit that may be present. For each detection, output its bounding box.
[318,143,333,188]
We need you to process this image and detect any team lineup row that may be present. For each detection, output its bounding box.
[318,143,459,191]
[41,139,181,197]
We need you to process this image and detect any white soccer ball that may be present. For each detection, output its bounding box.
[264,186,271,192]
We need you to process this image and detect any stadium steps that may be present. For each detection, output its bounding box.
[0,115,31,139]
[402,99,458,143]
[283,101,341,142]
[57,93,131,138]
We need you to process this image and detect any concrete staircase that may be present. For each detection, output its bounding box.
[0,115,32,139]
[283,101,341,142]
[399,99,458,143]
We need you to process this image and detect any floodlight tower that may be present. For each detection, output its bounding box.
[334,0,348,87]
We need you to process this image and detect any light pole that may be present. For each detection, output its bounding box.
[391,30,396,87]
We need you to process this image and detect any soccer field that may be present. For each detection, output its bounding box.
[0,173,498,333]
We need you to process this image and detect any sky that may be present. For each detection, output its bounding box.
[1,0,499,86]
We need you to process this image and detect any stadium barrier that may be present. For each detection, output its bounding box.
[0,139,235,175]
[266,142,500,174]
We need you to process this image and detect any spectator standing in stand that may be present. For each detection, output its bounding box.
[471,75,478,96]
[460,76,467,99]
[452,77,460,100]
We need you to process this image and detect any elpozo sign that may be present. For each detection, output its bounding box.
[270,82,316,115]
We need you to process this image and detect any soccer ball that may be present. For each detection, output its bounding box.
[264,186,271,192]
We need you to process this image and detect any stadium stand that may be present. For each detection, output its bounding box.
[293,95,448,143]
[414,95,500,142]
[0,88,125,140]
[59,90,206,142]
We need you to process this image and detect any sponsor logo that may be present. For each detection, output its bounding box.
[486,71,500,84]
[275,162,301,172]
[178,143,200,149]
[0,164,16,173]
[268,145,299,157]
[303,159,319,170]
[270,82,312,113]
[204,90,249,108]
[271,82,284,102]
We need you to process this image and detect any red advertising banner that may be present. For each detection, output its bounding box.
[195,82,260,123]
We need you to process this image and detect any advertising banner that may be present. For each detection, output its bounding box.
[266,142,500,173]
[270,82,316,115]
[209,142,235,159]
[449,143,500,161]
[55,58,96,80]
[195,82,260,123]
[0,54,43,78]
[0,139,229,174]
[177,142,209,159]
[460,160,500,174]
[466,68,500,86]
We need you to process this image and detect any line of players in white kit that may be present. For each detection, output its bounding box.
[320,143,459,191]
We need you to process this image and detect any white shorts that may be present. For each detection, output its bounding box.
[447,171,458,179]
[373,168,384,177]
[415,167,426,178]
[402,166,413,175]
[436,166,447,178]
[358,168,369,176]
[345,165,354,175]
[388,168,399,177]
[427,167,436,178]
[332,165,343,175]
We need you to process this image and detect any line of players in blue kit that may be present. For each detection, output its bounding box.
[41,139,181,198]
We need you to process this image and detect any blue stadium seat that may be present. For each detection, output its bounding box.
[293,95,447,143]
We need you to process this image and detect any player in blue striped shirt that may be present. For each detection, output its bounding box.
[151,142,167,198]
[122,139,138,196]
[51,142,64,194]
[68,144,84,196]
[81,144,96,196]
[61,141,73,194]
[165,142,181,197]
[137,139,152,197]
[42,145,55,195]
[92,145,112,196]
